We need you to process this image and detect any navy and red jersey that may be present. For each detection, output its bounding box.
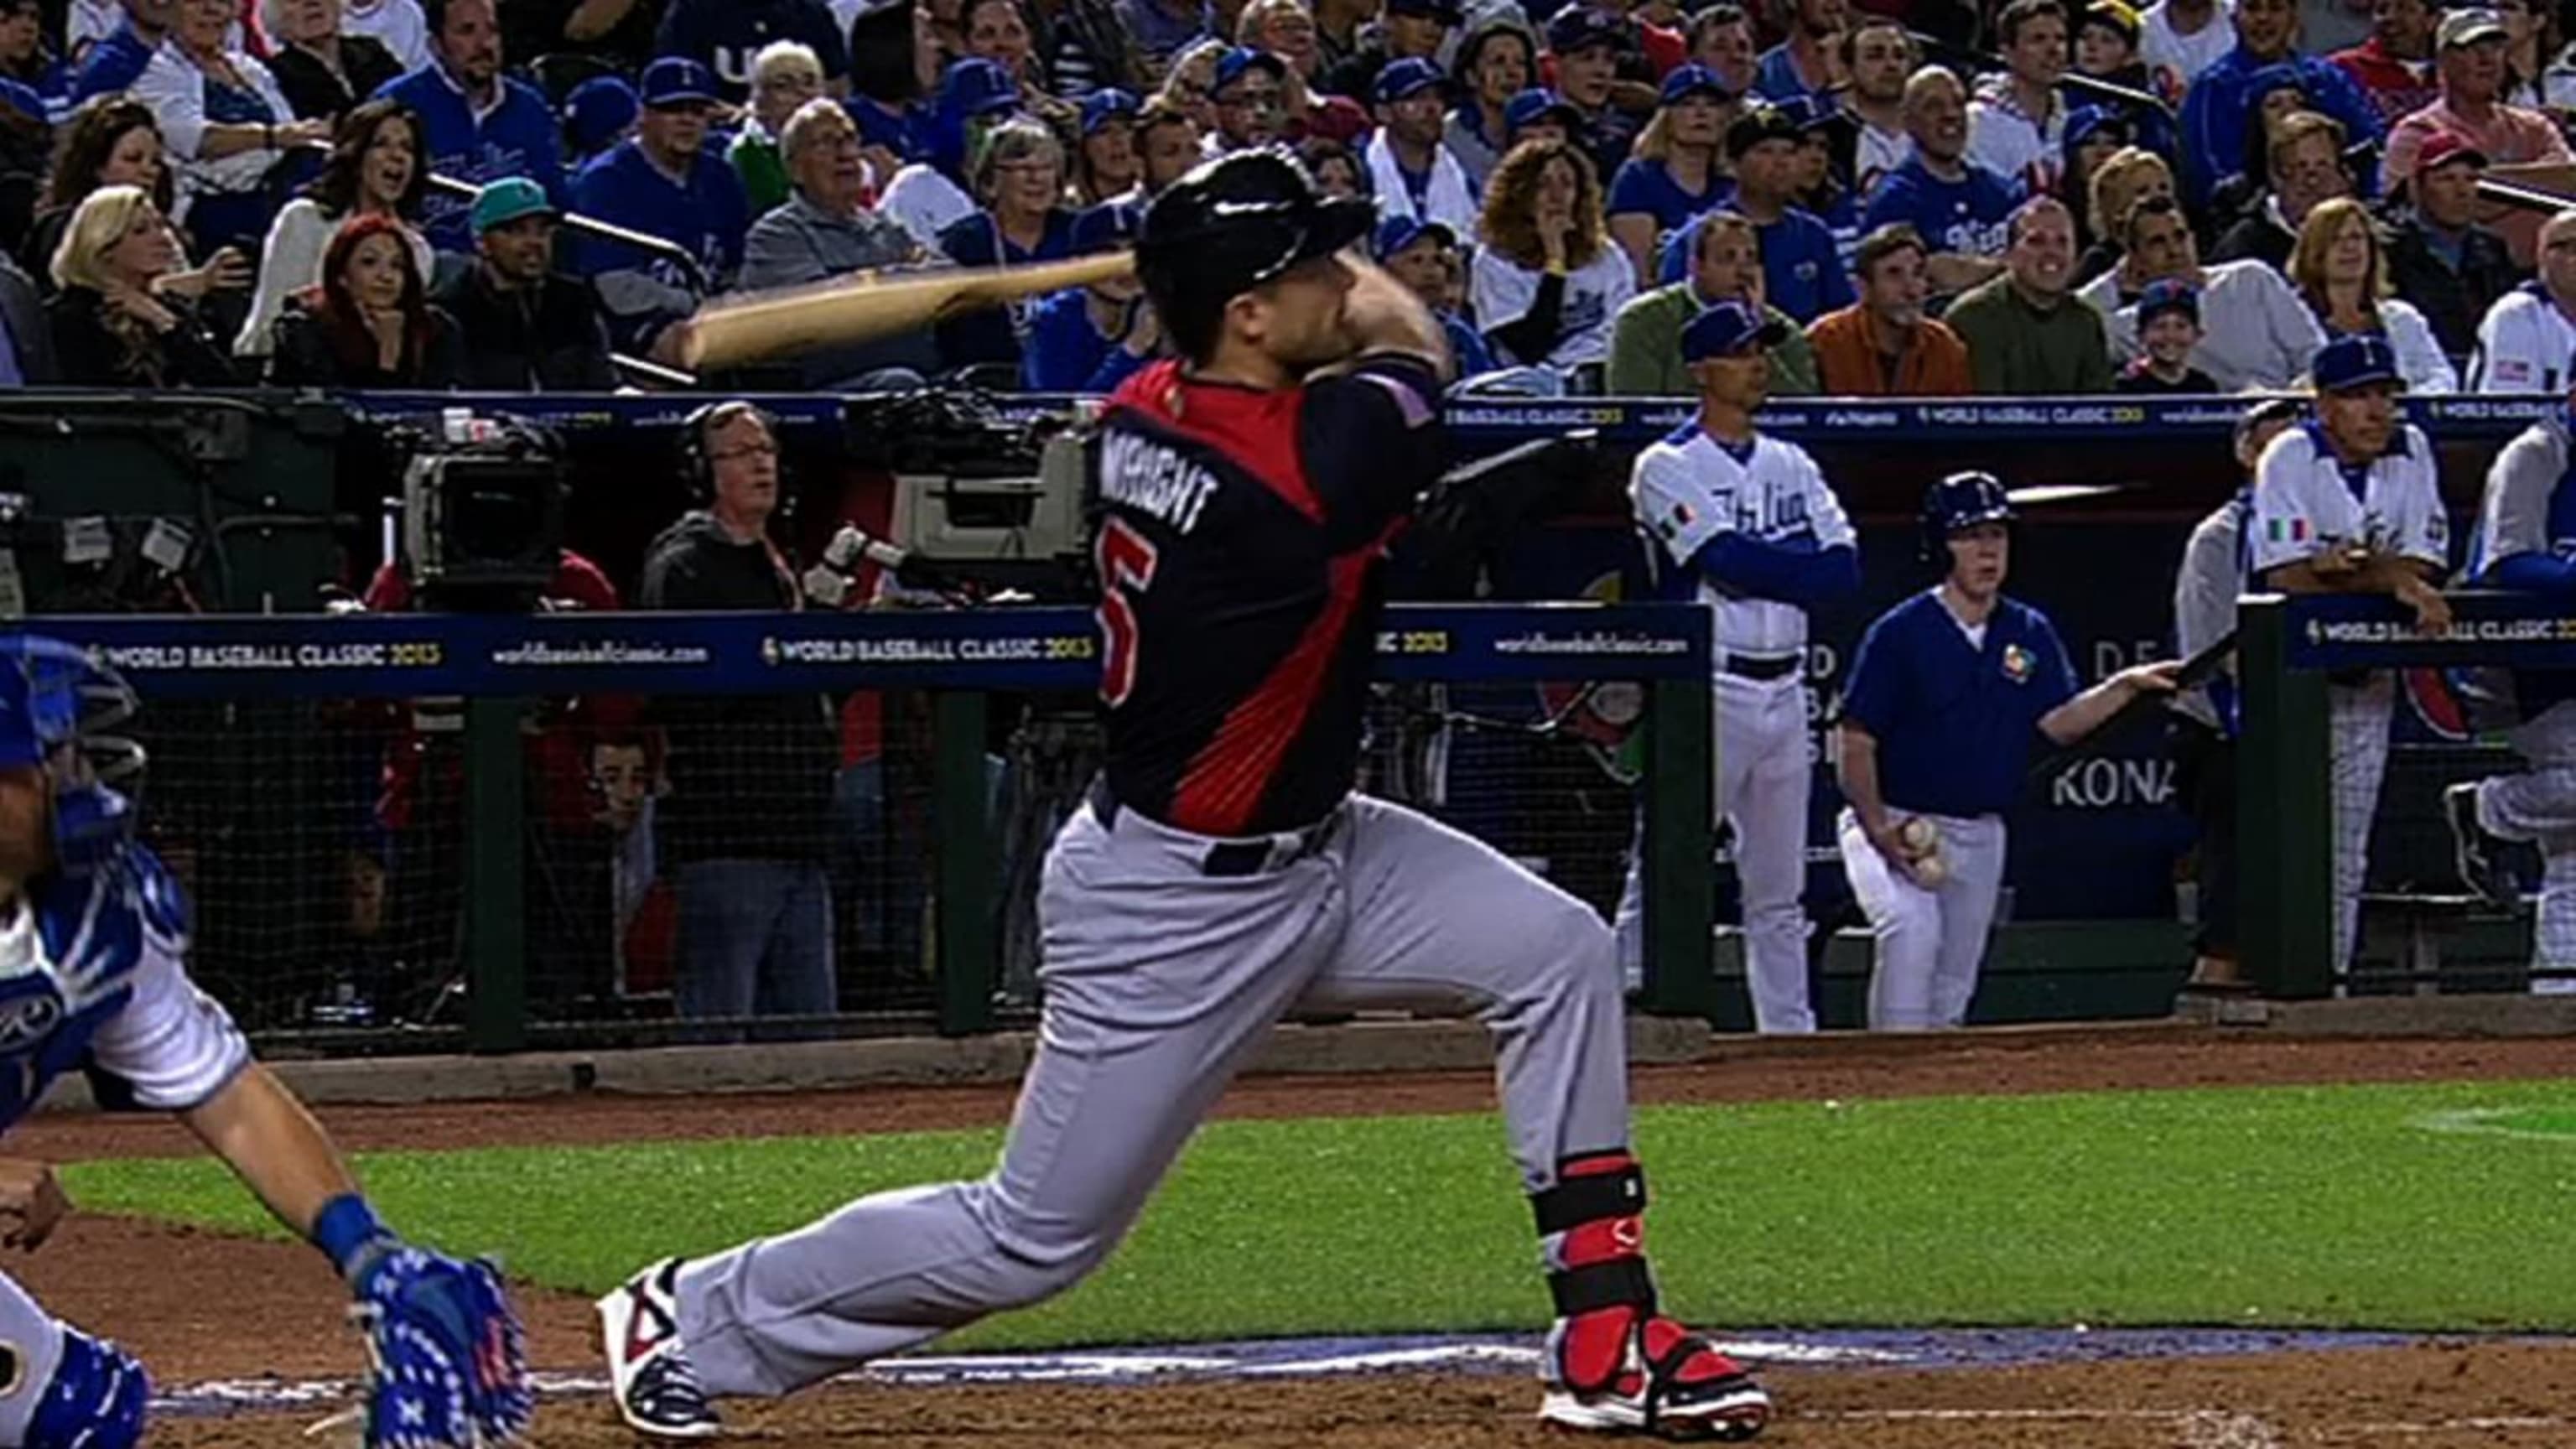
[1090,355,1446,837]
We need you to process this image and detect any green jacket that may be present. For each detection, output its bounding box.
[730,131,791,218]
[1941,274,2115,395]
[1604,283,1817,397]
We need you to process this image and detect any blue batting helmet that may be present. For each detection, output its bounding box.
[0,636,143,877]
[1919,470,2013,564]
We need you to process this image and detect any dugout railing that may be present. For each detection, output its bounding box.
[39,603,1716,1054]
[2239,591,2571,998]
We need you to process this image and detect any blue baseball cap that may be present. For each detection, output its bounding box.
[1081,88,1140,133]
[566,75,640,156]
[2243,62,2311,112]
[1680,299,1788,362]
[1214,46,1288,95]
[2135,277,2199,326]
[2064,104,2134,152]
[1386,0,1464,22]
[1505,87,1583,133]
[470,176,558,236]
[640,55,719,109]
[1546,5,1628,54]
[942,56,1022,119]
[1659,62,1731,106]
[1375,55,1444,103]
[2314,334,2404,392]
[1373,213,1457,260]
[1072,200,1142,254]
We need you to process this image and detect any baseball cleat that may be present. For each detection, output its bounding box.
[599,1258,722,1440]
[1540,1321,1771,1441]
[2444,783,2511,907]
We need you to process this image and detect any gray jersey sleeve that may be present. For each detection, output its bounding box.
[2476,423,2566,577]
[2170,501,2244,730]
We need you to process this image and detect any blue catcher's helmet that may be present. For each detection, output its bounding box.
[0,636,143,878]
[1919,470,2014,565]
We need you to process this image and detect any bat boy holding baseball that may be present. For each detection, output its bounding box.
[1831,471,2180,1030]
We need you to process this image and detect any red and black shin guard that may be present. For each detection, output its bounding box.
[1532,1151,1766,1438]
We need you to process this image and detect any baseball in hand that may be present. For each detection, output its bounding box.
[1910,852,1949,887]
[1897,817,1938,858]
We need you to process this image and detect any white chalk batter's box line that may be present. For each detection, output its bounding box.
[151,1338,1902,1415]
[2412,1108,2576,1144]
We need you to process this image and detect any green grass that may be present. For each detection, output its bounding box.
[61,1078,2576,1348]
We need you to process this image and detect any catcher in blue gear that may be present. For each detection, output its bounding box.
[0,636,531,1449]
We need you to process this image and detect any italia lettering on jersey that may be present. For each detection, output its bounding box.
[1630,426,1856,661]
[1089,356,1446,836]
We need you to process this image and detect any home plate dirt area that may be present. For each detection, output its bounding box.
[19,1029,2576,1448]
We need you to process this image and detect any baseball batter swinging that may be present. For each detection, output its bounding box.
[1834,475,2179,1029]
[600,149,1775,1442]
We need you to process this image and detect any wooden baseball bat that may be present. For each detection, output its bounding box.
[674,251,1138,372]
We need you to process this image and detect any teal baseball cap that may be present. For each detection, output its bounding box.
[471,177,557,236]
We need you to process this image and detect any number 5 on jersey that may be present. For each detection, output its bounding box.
[1096,517,1160,707]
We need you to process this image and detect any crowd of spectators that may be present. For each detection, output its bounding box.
[0,0,2566,393]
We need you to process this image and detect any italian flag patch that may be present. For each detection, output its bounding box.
[2266,517,2311,543]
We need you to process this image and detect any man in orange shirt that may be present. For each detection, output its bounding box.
[1805,223,1972,395]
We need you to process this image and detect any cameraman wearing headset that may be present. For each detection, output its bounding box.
[638,400,841,1032]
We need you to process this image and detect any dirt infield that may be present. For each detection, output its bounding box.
[31,1025,2576,1447]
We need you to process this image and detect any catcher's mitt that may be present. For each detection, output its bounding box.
[351,1244,534,1449]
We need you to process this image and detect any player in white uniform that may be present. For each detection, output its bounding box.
[0,637,527,1449]
[1619,299,1858,1032]
[1833,475,2179,1029]
[2471,211,2576,392]
[2247,335,2454,974]
[2449,376,2576,994]
[2168,398,2302,996]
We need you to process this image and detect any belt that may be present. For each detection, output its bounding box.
[1086,779,1342,877]
[1722,653,1800,682]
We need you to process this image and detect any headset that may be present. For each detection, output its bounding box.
[678,399,782,504]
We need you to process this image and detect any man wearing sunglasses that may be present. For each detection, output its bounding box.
[600,148,1778,1445]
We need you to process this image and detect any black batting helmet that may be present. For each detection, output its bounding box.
[1136,148,1376,360]
[1919,470,2012,564]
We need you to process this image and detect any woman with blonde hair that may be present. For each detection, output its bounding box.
[2288,196,2455,392]
[1606,64,1732,279]
[2077,145,2173,283]
[46,184,239,386]
[1472,138,1635,377]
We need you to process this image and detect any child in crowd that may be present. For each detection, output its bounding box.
[2116,277,2221,392]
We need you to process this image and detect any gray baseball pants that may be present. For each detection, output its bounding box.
[673,790,1633,1396]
